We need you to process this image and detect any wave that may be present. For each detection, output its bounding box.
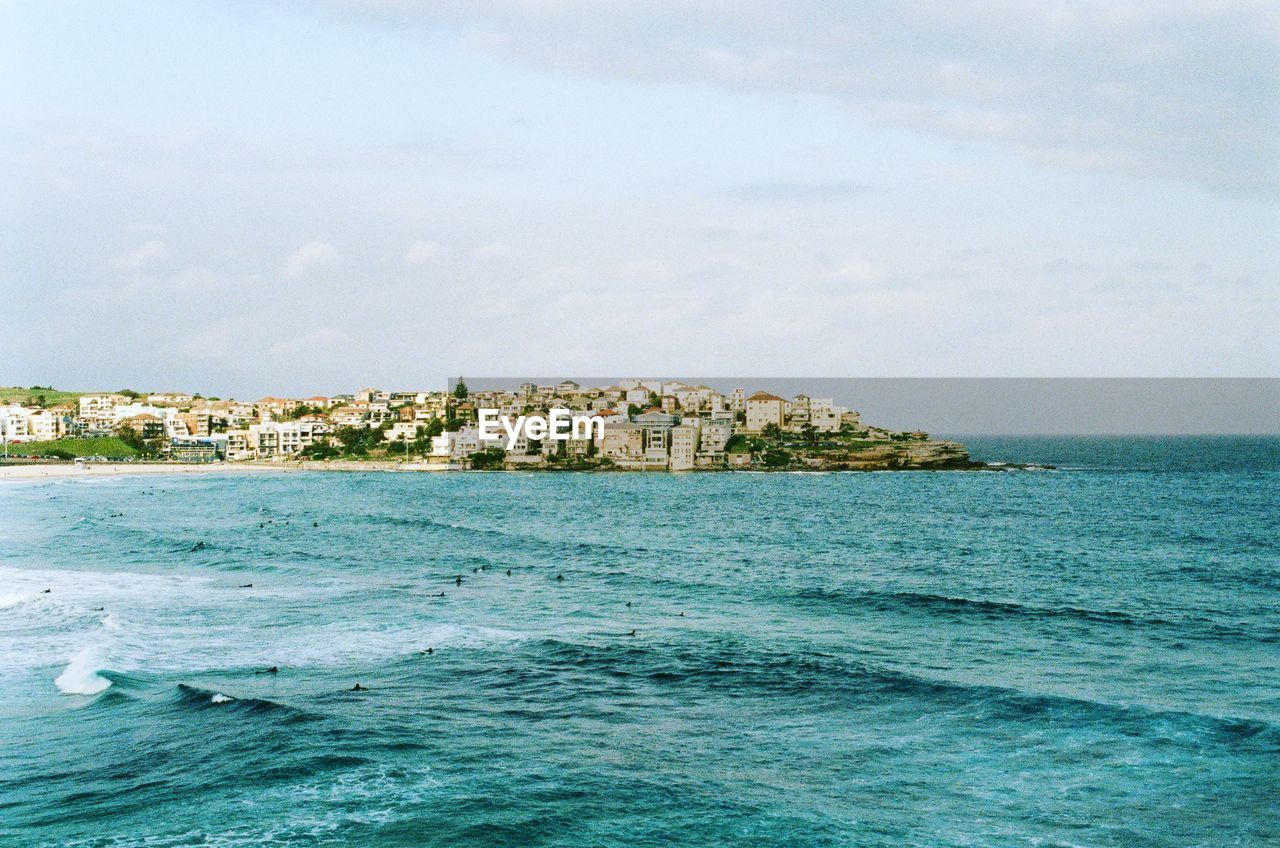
[791,587,1277,643]
[0,590,39,609]
[55,646,112,695]
[527,637,1280,745]
[175,684,299,717]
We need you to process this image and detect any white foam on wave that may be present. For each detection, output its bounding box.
[211,693,234,704]
[55,646,112,695]
[0,590,37,609]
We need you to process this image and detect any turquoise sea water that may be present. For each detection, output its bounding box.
[1,436,1277,847]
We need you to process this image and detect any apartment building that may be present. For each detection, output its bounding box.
[744,391,786,432]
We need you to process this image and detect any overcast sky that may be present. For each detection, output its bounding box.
[2,1,1277,398]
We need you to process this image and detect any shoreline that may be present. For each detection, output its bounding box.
[0,462,297,481]
[0,459,1049,481]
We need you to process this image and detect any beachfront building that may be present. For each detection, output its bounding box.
[384,422,422,443]
[696,418,733,466]
[0,404,32,442]
[744,391,786,432]
[808,397,841,432]
[670,420,701,470]
[599,422,644,463]
[248,421,324,457]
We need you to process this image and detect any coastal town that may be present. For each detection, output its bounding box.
[0,380,975,471]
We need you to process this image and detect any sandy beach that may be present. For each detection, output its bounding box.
[0,462,295,481]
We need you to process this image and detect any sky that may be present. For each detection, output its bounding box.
[2,0,1277,398]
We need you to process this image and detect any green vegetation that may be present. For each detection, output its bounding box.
[329,422,393,455]
[3,437,138,459]
[300,442,341,460]
[281,404,325,420]
[113,424,166,458]
[762,448,791,468]
[469,447,506,470]
[0,386,83,407]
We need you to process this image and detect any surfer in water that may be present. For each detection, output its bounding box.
[351,683,367,691]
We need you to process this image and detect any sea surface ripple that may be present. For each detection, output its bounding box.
[1,436,1277,847]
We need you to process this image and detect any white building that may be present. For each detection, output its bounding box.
[0,404,33,442]
[79,394,128,429]
[744,391,786,432]
[247,421,324,457]
[670,420,701,470]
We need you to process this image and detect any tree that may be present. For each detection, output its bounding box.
[301,442,340,460]
[453,378,469,400]
[800,423,817,444]
[761,423,782,440]
[763,448,790,468]
[113,423,161,458]
[469,447,505,470]
[334,426,366,452]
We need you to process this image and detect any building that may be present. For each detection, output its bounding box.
[27,409,64,441]
[78,394,128,431]
[170,436,226,462]
[146,393,194,406]
[385,422,423,443]
[624,387,650,406]
[225,429,250,460]
[670,420,701,470]
[177,412,213,437]
[744,391,786,432]
[599,423,644,462]
[808,398,841,432]
[0,404,32,442]
[247,421,323,457]
[696,418,733,465]
[120,413,166,440]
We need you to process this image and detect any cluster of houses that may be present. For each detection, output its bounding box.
[0,380,863,469]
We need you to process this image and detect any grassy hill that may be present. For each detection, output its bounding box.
[2,437,138,459]
[0,386,86,407]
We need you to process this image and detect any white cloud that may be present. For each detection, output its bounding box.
[111,239,170,271]
[403,239,445,264]
[281,241,339,280]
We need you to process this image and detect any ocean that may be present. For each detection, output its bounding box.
[1,436,1277,847]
